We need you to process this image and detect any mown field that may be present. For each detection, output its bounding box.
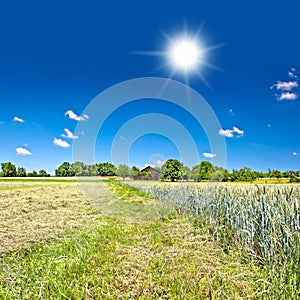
[0,179,299,299]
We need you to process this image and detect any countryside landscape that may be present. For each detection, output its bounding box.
[1,1,300,299]
[1,159,300,298]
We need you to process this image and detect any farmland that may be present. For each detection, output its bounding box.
[0,179,299,298]
[128,181,300,295]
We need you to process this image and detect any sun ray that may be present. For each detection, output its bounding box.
[132,24,223,88]
[194,21,206,38]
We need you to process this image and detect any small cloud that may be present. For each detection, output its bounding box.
[16,147,32,156]
[13,116,24,123]
[219,126,244,138]
[233,126,244,135]
[65,110,89,121]
[271,81,298,91]
[271,69,299,101]
[145,160,164,168]
[154,159,164,165]
[267,124,271,128]
[218,129,234,138]
[293,152,298,156]
[228,108,234,115]
[289,67,298,79]
[203,152,216,158]
[278,92,298,101]
[61,128,78,139]
[120,136,127,140]
[53,138,70,148]
[289,72,297,79]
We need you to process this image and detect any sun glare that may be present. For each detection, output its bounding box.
[133,24,222,86]
[169,38,203,72]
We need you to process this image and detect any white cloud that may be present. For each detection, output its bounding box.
[61,128,78,139]
[145,160,164,168]
[271,69,299,101]
[228,108,234,115]
[278,92,298,101]
[233,126,244,135]
[65,110,89,121]
[267,124,271,128]
[289,72,297,79]
[203,152,216,158]
[53,138,70,148]
[16,147,32,156]
[293,152,298,156]
[120,135,127,140]
[154,159,164,165]
[13,116,24,123]
[271,81,298,91]
[289,67,298,79]
[219,126,244,138]
[218,129,234,138]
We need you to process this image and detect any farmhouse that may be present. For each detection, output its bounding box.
[139,166,160,180]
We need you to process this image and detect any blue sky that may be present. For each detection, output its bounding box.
[0,0,300,173]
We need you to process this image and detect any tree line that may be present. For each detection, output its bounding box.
[0,162,50,177]
[1,159,300,182]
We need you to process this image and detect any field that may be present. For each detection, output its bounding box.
[0,179,299,298]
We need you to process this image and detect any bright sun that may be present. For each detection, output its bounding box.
[169,38,203,72]
[133,25,222,85]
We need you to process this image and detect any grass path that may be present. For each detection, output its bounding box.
[0,181,273,299]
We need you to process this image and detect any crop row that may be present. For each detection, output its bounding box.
[126,182,300,282]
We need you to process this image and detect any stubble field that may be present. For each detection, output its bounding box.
[0,181,98,253]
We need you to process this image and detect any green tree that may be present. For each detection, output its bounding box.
[16,167,27,177]
[96,162,117,176]
[38,170,50,177]
[132,166,140,173]
[86,164,98,176]
[1,162,17,177]
[270,169,282,179]
[162,159,183,182]
[221,169,231,182]
[55,162,75,177]
[210,169,225,181]
[236,167,255,182]
[72,161,85,176]
[131,166,140,178]
[28,170,38,177]
[191,161,213,181]
[181,166,192,181]
[154,166,161,174]
[210,166,230,182]
[118,164,130,180]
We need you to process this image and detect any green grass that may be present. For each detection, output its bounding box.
[107,180,155,199]
[0,180,295,299]
[0,214,276,299]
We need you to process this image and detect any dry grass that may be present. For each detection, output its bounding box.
[107,218,266,299]
[0,181,99,254]
[0,180,284,298]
